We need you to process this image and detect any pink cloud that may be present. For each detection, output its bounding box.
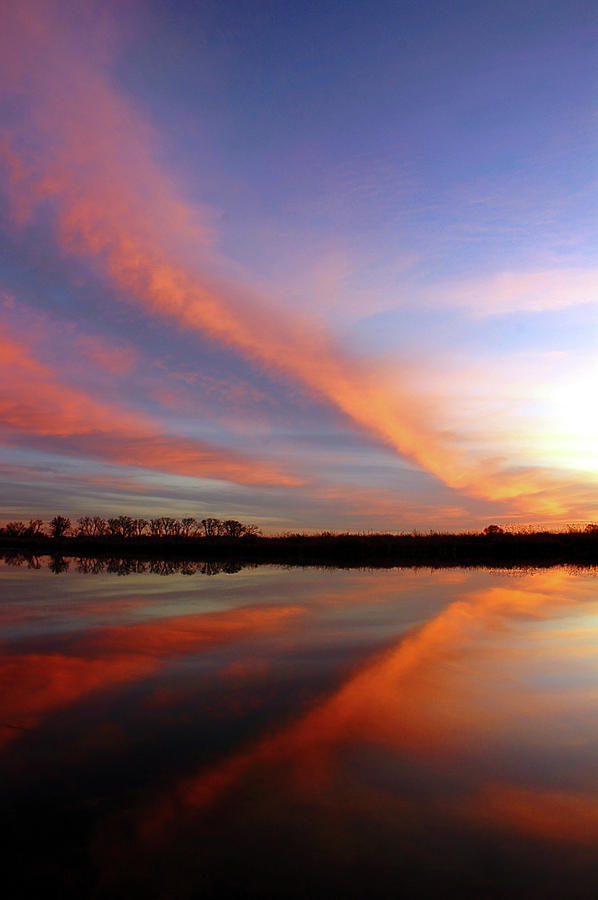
[0,601,303,747]
[0,323,302,487]
[2,1,597,522]
[422,267,598,316]
[0,0,542,506]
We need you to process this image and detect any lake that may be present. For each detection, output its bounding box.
[3,557,598,898]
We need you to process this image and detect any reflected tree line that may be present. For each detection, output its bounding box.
[0,515,261,539]
[0,551,246,576]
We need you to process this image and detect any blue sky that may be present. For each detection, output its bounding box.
[0,0,597,530]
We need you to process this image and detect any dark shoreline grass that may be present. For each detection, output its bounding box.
[3,530,598,569]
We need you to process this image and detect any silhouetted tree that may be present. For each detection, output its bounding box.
[77,516,94,536]
[222,519,245,538]
[121,515,135,537]
[181,517,197,537]
[50,516,71,539]
[0,509,261,547]
[107,515,136,537]
[483,524,504,536]
[122,516,135,537]
[92,516,107,536]
[200,517,222,537]
[5,521,28,536]
[27,519,44,536]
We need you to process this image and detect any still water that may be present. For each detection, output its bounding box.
[3,558,598,898]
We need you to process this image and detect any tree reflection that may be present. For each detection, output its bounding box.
[49,555,70,574]
[0,552,245,576]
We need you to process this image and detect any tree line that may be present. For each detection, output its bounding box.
[0,515,261,540]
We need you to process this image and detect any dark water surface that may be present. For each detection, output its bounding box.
[3,560,598,898]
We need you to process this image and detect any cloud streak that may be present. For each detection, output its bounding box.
[137,569,598,847]
[425,267,598,316]
[0,602,302,746]
[0,0,568,508]
[0,325,301,487]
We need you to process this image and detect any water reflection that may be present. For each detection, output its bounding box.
[3,564,598,897]
[0,550,245,576]
[138,570,598,837]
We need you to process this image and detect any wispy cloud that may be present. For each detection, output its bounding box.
[424,267,598,316]
[0,0,557,508]
[0,323,301,487]
[2,1,598,521]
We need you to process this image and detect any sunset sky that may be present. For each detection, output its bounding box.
[1,0,597,531]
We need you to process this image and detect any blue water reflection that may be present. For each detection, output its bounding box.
[3,561,598,897]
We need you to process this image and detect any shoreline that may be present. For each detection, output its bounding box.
[3,531,598,569]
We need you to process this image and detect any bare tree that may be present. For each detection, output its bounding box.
[5,521,28,536]
[27,519,44,536]
[180,517,197,537]
[107,516,136,537]
[222,519,245,538]
[77,516,94,536]
[92,516,107,536]
[0,511,259,543]
[200,517,222,537]
[50,516,71,539]
[119,516,135,537]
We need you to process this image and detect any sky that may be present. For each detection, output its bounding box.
[0,0,597,532]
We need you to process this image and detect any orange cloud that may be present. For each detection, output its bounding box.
[474,784,598,846]
[0,327,301,486]
[138,568,598,847]
[75,604,304,659]
[0,652,155,747]
[0,602,303,747]
[0,0,572,511]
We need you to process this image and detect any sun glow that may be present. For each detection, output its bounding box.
[537,368,598,475]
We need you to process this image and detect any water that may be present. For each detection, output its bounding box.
[3,558,598,897]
